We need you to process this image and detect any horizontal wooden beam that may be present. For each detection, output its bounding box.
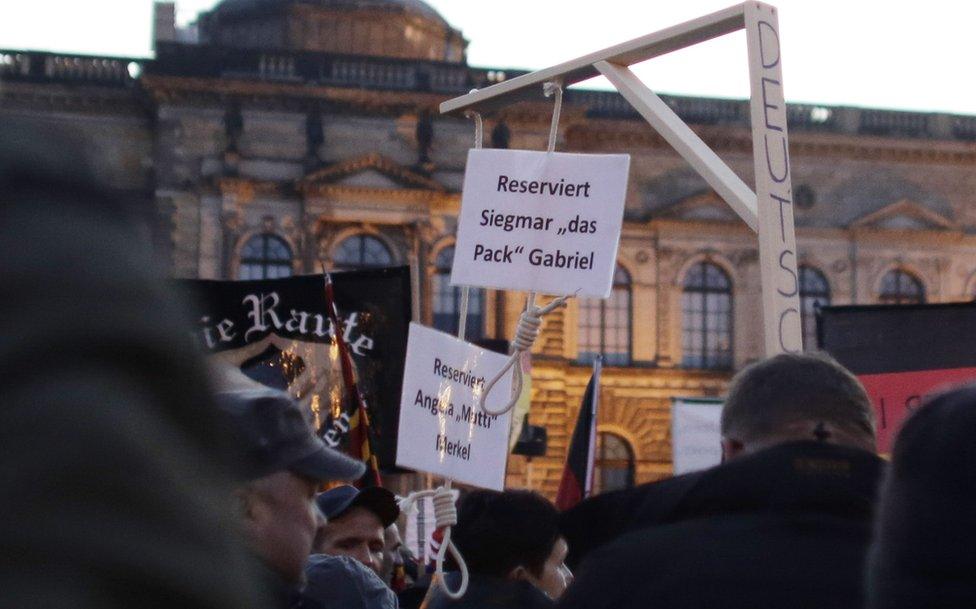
[440,3,746,116]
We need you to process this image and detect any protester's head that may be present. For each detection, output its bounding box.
[304,554,398,609]
[216,387,365,583]
[379,523,404,586]
[454,489,573,600]
[313,485,400,575]
[867,384,976,609]
[720,352,876,460]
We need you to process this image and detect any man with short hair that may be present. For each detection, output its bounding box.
[217,387,365,607]
[313,485,400,576]
[719,350,876,458]
[421,489,572,609]
[559,353,886,609]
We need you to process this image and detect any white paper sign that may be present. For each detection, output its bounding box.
[396,323,514,489]
[451,149,630,298]
[671,397,724,475]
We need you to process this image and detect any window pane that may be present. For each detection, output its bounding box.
[239,234,293,280]
[682,262,732,369]
[577,265,631,365]
[799,267,831,350]
[879,269,925,305]
[432,246,484,341]
[594,432,634,494]
[333,234,393,271]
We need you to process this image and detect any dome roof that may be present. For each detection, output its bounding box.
[201,0,466,62]
[213,0,450,27]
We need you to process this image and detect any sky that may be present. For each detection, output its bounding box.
[2,0,975,114]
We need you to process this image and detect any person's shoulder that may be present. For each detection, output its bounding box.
[673,441,886,520]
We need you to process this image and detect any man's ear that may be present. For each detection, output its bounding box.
[234,487,260,523]
[508,565,530,582]
[721,437,744,462]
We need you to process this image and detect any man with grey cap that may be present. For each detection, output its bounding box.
[216,386,365,607]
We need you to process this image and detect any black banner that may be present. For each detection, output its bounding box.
[177,267,411,470]
[818,301,976,451]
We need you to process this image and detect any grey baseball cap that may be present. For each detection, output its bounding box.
[304,554,398,609]
[215,387,365,482]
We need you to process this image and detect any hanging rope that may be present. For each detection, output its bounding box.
[456,105,484,340]
[478,291,574,416]
[404,105,486,604]
[399,486,468,601]
[543,80,563,153]
[477,80,574,417]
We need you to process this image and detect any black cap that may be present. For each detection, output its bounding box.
[316,485,400,527]
[215,388,365,482]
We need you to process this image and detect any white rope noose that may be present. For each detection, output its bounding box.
[398,487,468,601]
[478,80,575,418]
[400,104,486,603]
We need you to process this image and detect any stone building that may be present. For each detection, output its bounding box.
[3,0,976,497]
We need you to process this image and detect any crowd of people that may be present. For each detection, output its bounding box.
[4,113,975,609]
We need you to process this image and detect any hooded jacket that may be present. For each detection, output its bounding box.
[559,441,885,609]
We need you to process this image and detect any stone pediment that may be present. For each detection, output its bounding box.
[300,153,445,192]
[659,190,739,224]
[850,199,955,231]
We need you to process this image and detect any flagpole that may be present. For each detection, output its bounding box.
[584,355,602,498]
[321,270,383,487]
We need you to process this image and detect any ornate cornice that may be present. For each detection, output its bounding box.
[300,152,446,192]
[563,118,976,165]
[0,81,149,118]
[141,74,452,115]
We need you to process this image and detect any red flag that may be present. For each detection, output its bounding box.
[555,358,601,511]
[322,272,382,487]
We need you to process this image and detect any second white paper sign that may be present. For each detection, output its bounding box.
[452,149,630,298]
[395,323,513,490]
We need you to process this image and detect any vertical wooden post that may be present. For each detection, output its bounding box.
[745,2,802,355]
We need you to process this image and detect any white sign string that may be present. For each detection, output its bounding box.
[455,106,483,341]
[477,80,576,418]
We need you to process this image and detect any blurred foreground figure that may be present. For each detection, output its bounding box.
[215,388,365,607]
[867,384,976,609]
[560,353,884,609]
[421,490,572,609]
[0,115,260,608]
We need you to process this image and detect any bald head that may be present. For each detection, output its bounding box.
[720,352,876,459]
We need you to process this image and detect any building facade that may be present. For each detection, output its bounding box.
[4,0,976,497]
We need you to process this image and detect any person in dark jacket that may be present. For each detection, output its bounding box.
[421,490,572,609]
[867,384,976,609]
[0,114,262,609]
[559,352,885,609]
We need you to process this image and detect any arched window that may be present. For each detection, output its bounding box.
[593,432,635,494]
[799,266,831,350]
[432,246,485,341]
[238,234,293,280]
[331,234,393,271]
[577,265,632,366]
[682,262,733,369]
[879,269,925,304]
